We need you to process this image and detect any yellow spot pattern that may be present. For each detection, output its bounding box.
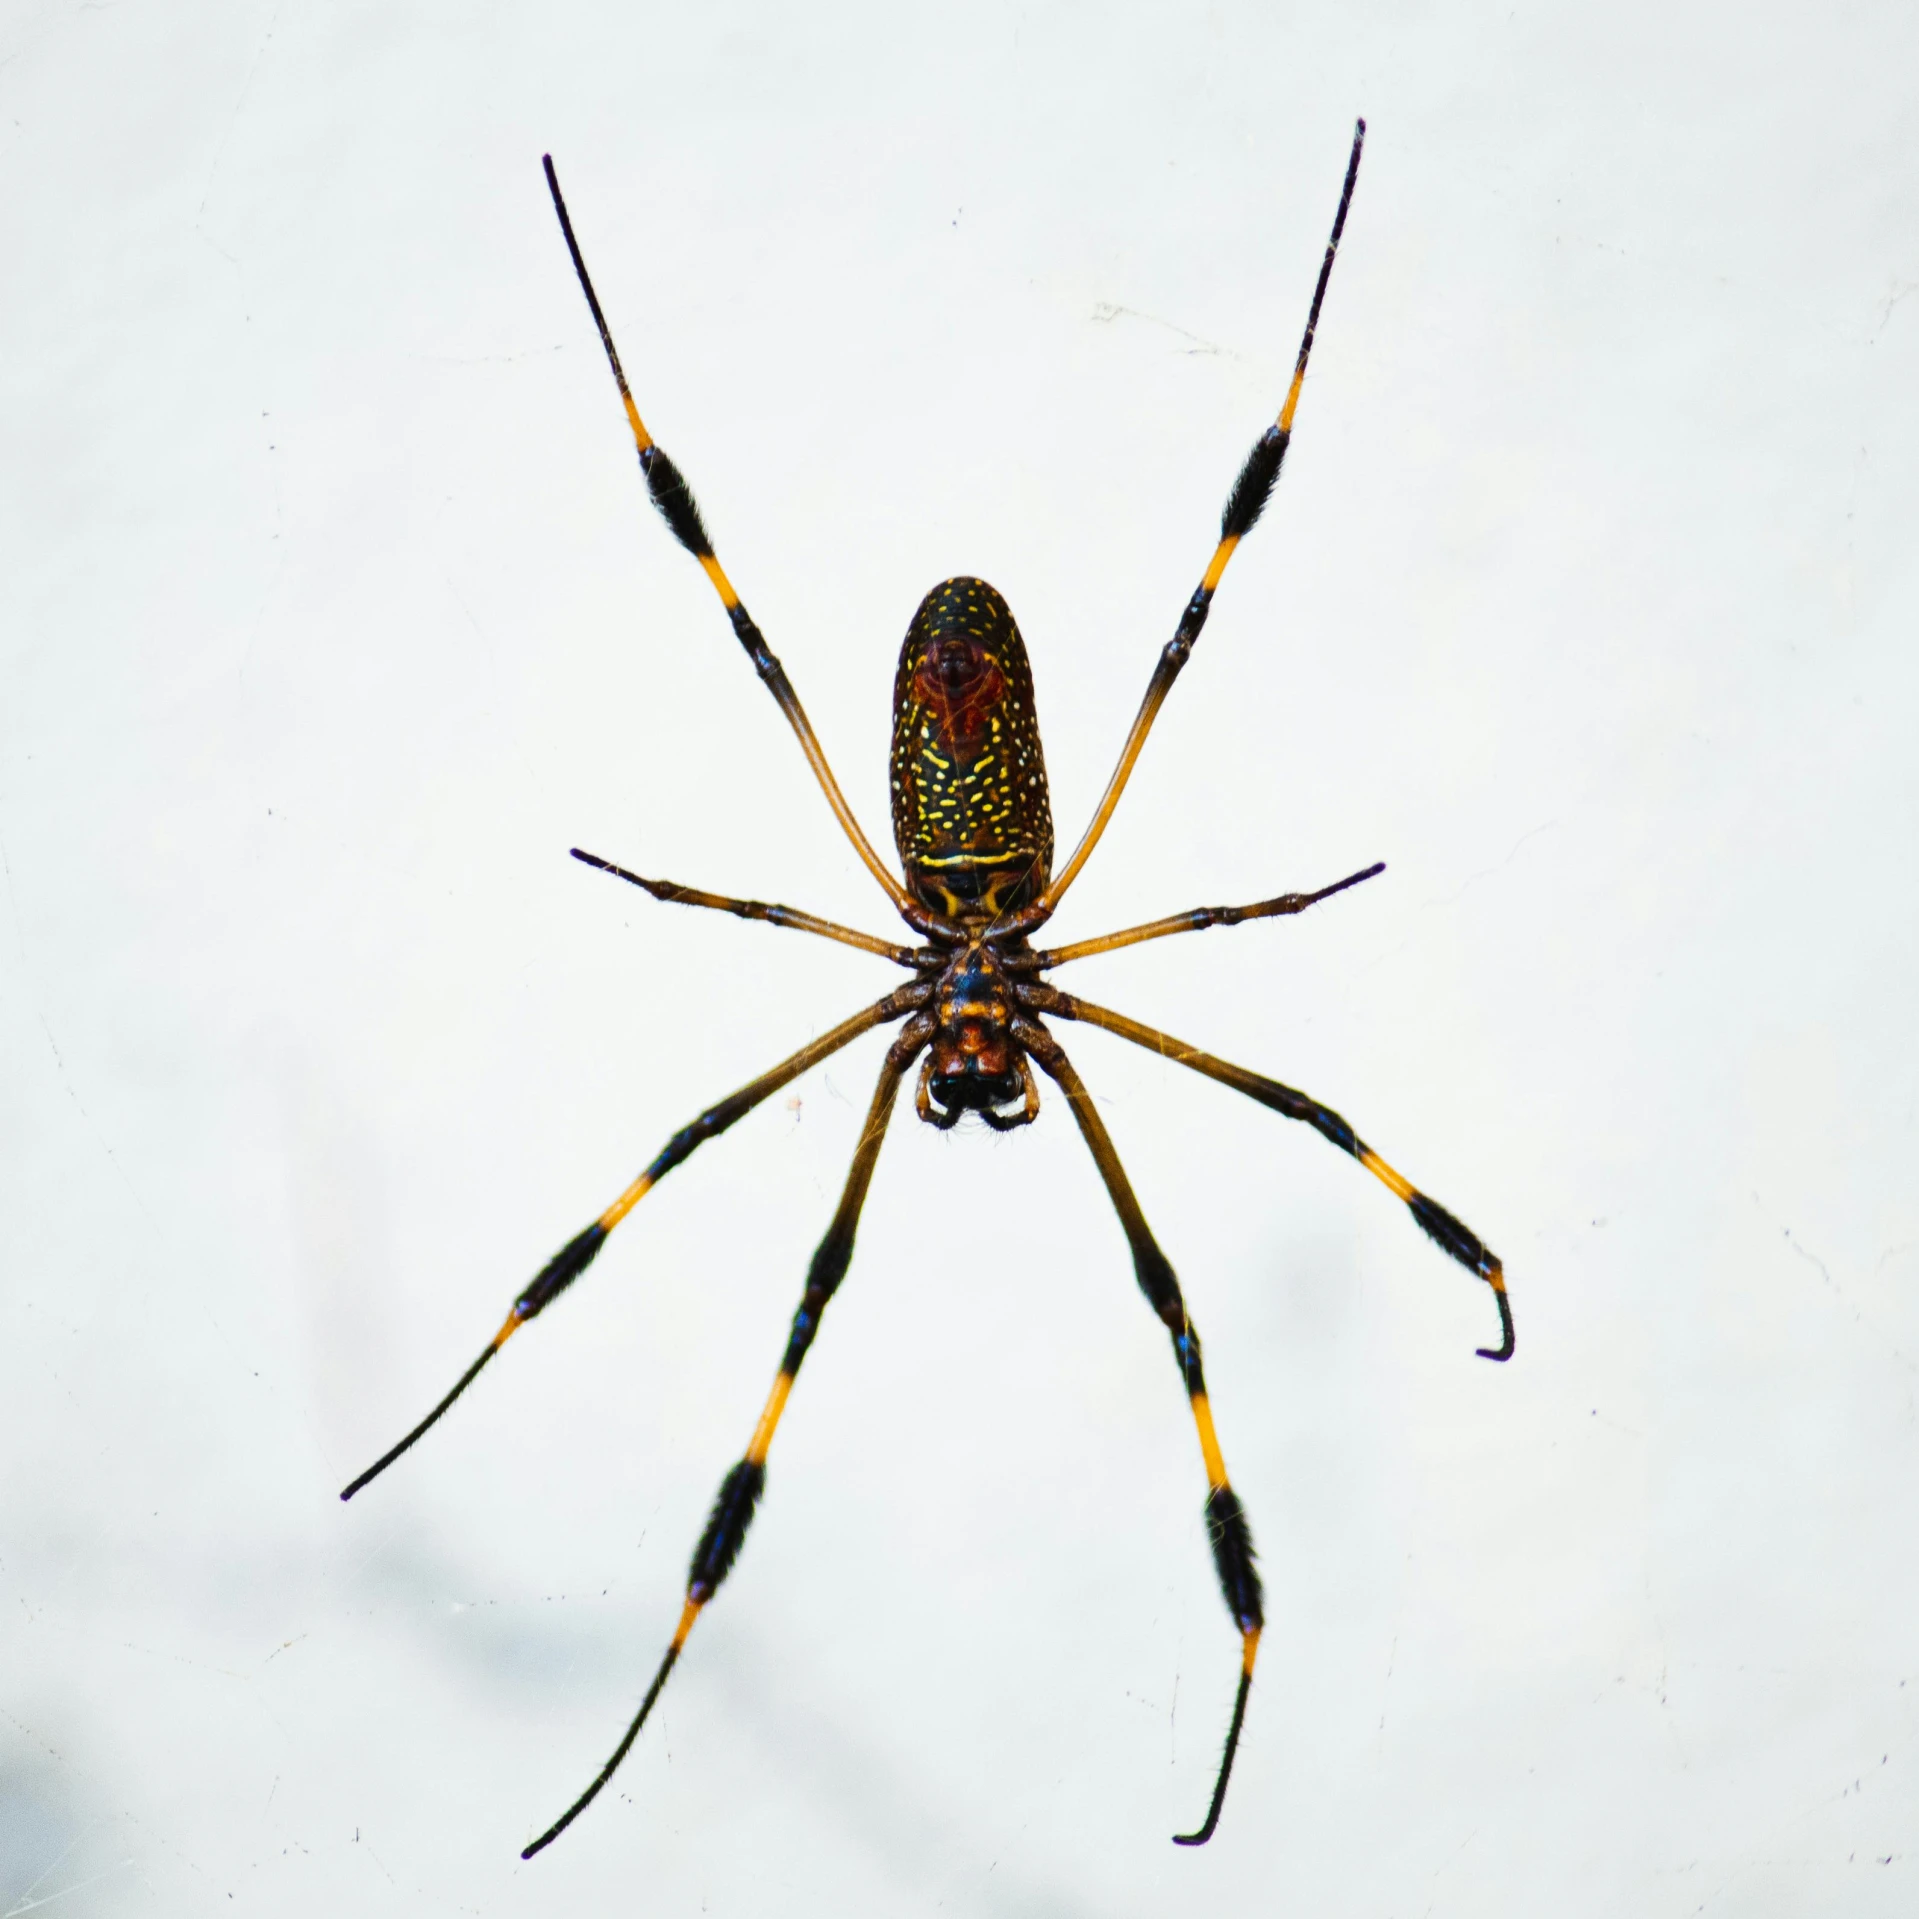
[889,578,1054,913]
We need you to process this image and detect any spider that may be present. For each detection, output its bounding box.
[341,118,1513,1858]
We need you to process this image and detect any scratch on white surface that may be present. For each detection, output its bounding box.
[418,344,568,366]
[1356,820,1557,978]
[1420,1824,1479,1918]
[193,0,286,231]
[1428,821,1560,911]
[1375,1630,1399,1746]
[1766,1206,1919,1420]
[1089,302,1236,360]
[1,1820,91,1919]
[1873,280,1918,337]
[0,1708,216,1902]
[4,1855,133,1918]
[35,1012,154,1232]
[1645,1572,1690,1772]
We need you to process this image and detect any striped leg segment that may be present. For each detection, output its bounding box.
[570,848,922,966]
[1028,987,1514,1362]
[1035,860,1384,969]
[1037,120,1366,915]
[521,1019,928,1859]
[542,157,917,921]
[338,984,930,1503]
[1019,1019,1262,1847]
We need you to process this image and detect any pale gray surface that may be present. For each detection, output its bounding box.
[3,3,1916,1914]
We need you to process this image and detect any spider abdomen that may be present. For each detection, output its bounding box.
[889,577,1053,919]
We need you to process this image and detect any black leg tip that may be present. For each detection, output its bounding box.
[1170,1659,1252,1848]
[1475,1286,1516,1362]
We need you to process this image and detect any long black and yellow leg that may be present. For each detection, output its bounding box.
[1034,860,1384,969]
[339,983,931,1502]
[570,848,924,966]
[1026,986,1514,1362]
[542,157,921,925]
[1038,121,1366,915]
[520,1015,929,1860]
[1018,1018,1261,1847]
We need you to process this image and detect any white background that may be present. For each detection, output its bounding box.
[3,3,1916,1914]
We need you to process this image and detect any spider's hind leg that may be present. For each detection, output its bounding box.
[339,983,929,1503]
[1018,1016,1260,1847]
[520,1014,931,1860]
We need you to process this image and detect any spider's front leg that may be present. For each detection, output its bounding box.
[1031,860,1384,968]
[544,157,948,933]
[570,848,925,965]
[1035,119,1366,918]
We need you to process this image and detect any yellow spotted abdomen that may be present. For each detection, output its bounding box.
[889,577,1053,919]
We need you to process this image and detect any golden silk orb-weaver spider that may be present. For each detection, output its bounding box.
[340,119,1513,1858]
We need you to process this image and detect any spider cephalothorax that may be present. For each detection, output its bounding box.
[344,125,1516,1865]
[915,931,1040,1130]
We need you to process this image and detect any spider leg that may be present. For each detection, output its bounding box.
[1017,1017,1261,1848]
[570,848,925,966]
[521,1015,929,1859]
[1035,861,1383,969]
[1037,121,1365,915]
[1024,985,1514,1362]
[543,158,920,924]
[339,983,931,1501]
